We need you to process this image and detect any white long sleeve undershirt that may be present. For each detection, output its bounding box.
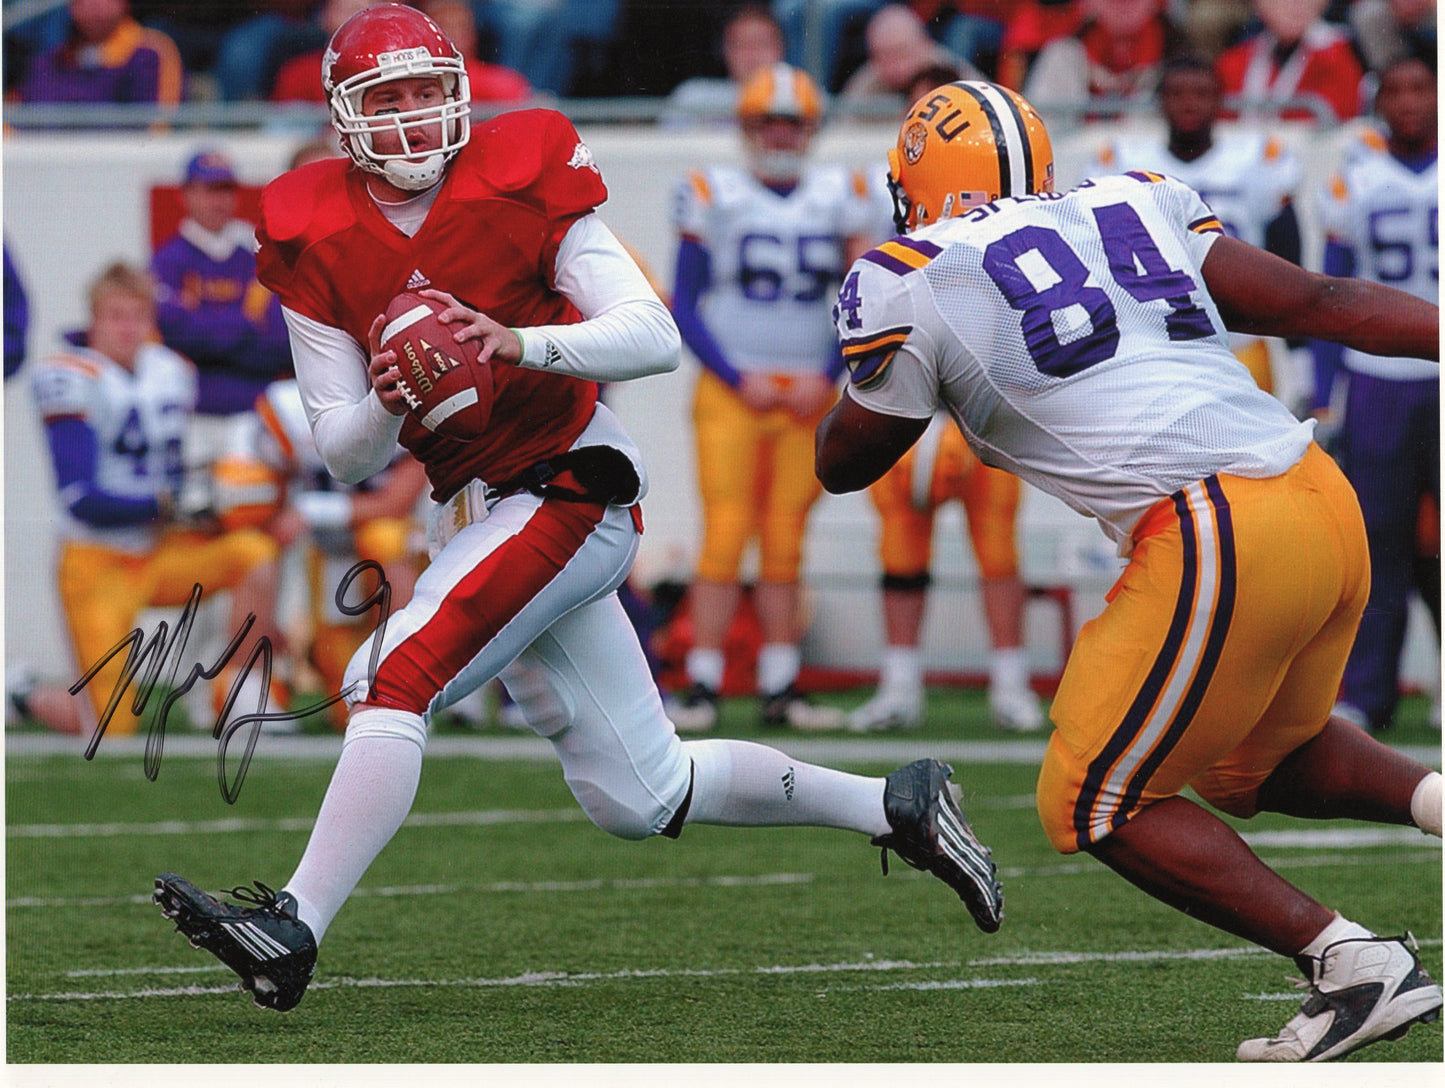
[283,212,680,485]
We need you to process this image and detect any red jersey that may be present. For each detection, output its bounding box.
[256,109,606,500]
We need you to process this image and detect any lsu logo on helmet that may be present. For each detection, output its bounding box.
[886,80,1054,233]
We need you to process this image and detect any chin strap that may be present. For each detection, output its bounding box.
[381,153,447,191]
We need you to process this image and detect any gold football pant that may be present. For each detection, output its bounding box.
[868,423,1021,579]
[59,528,278,735]
[692,369,829,583]
[1038,445,1368,853]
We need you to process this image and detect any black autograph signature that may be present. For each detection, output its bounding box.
[71,559,392,803]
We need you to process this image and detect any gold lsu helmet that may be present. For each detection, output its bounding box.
[737,62,824,127]
[887,80,1054,233]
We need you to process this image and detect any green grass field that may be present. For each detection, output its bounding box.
[7,689,1442,1067]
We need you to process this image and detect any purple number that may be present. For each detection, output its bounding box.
[835,270,863,330]
[1094,202,1212,341]
[982,225,1119,377]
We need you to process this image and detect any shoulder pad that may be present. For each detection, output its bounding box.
[260,158,351,246]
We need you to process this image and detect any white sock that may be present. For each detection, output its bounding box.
[685,647,725,692]
[756,643,800,696]
[682,737,889,836]
[1411,771,1442,837]
[1299,912,1374,960]
[989,646,1029,692]
[879,645,923,693]
[284,709,426,943]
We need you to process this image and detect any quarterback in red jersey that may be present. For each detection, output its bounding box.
[152,3,1007,1012]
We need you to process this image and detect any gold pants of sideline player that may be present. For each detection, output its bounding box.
[692,369,830,584]
[58,528,277,735]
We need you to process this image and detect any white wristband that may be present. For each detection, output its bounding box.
[295,490,352,532]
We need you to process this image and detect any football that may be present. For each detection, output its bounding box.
[380,291,493,441]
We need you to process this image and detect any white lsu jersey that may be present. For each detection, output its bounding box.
[1317,132,1438,381]
[31,342,196,552]
[673,162,874,375]
[835,172,1315,551]
[1094,131,1299,248]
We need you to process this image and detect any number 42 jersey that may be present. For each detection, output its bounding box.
[834,172,1314,552]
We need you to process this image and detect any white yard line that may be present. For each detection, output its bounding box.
[19,938,1441,1003]
[13,731,1440,768]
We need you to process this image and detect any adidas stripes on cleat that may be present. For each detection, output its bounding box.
[154,872,317,1011]
[872,758,1004,933]
[1237,933,1443,1062]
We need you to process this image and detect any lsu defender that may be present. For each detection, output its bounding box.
[816,80,1443,1062]
[668,62,875,731]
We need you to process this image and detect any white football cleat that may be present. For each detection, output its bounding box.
[988,684,1044,732]
[1237,934,1442,1062]
[847,685,923,732]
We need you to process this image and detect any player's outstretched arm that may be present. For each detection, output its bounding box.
[1202,235,1439,361]
[815,389,929,494]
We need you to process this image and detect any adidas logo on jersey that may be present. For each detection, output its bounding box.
[406,269,431,290]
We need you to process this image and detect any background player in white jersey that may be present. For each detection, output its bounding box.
[668,62,874,731]
[1090,53,1304,398]
[1311,54,1439,735]
[816,80,1442,1062]
[16,262,280,738]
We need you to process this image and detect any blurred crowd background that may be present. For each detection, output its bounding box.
[3,0,1433,122]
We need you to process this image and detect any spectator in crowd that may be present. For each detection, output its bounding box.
[272,0,387,102]
[1312,54,1439,733]
[418,0,531,106]
[16,0,183,107]
[838,4,980,111]
[994,0,1079,89]
[1350,0,1436,75]
[913,1,1024,77]
[150,149,293,424]
[660,4,787,127]
[772,0,883,90]
[667,63,873,732]
[1023,0,1182,117]
[849,413,1044,732]
[1089,54,1302,397]
[1215,0,1366,122]
[5,244,30,379]
[210,1,326,102]
[474,0,622,96]
[11,262,281,738]
[126,1,257,98]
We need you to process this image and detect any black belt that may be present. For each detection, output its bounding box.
[492,445,641,507]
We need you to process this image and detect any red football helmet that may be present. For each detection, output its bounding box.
[322,2,471,191]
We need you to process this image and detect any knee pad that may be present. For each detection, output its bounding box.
[564,742,691,842]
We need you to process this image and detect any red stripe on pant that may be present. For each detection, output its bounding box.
[367,498,607,713]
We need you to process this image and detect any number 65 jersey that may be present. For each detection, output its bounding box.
[834,172,1315,552]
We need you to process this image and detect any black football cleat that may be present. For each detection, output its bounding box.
[872,759,1004,933]
[154,872,317,1011]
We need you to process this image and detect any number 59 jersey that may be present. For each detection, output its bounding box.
[835,172,1315,551]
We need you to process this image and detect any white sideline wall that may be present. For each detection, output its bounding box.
[3,120,1438,692]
